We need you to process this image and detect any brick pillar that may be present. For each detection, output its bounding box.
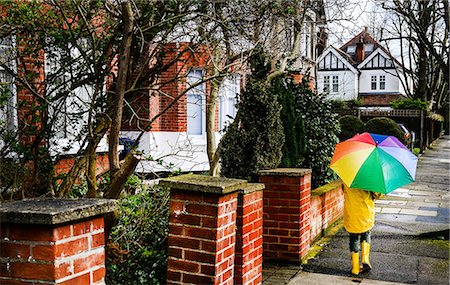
[160,174,247,285]
[259,168,312,263]
[0,198,117,285]
[235,183,264,285]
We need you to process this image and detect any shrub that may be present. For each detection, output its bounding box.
[365,117,405,143]
[293,76,340,188]
[220,52,284,182]
[338,115,365,141]
[390,98,428,110]
[106,185,170,285]
[275,76,305,167]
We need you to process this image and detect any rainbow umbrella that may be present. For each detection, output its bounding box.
[330,132,418,194]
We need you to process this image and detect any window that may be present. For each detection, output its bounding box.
[332,75,339,92]
[365,44,374,52]
[347,45,356,54]
[323,76,330,92]
[0,37,17,132]
[379,75,386,90]
[371,76,377,90]
[219,74,240,131]
[186,69,205,135]
[45,42,91,140]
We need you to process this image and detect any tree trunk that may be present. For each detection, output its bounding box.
[207,77,221,176]
[108,1,134,174]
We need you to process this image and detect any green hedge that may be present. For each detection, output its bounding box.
[338,115,364,141]
[365,117,405,144]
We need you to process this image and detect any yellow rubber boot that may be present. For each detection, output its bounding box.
[351,252,360,275]
[361,241,372,272]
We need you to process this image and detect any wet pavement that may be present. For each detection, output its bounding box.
[263,135,450,285]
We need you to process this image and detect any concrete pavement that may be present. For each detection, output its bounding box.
[263,135,450,285]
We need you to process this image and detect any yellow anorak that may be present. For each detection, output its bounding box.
[343,184,380,234]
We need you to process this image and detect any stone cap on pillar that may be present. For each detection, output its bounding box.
[0,198,118,225]
[160,173,247,194]
[259,168,312,176]
[240,183,265,194]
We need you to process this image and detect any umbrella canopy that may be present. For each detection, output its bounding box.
[330,132,418,194]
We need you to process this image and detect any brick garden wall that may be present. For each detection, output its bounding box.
[0,218,106,284]
[310,180,344,242]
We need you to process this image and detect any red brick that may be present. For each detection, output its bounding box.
[92,266,106,283]
[32,244,54,260]
[184,227,216,240]
[0,242,30,259]
[9,225,54,242]
[167,258,199,273]
[72,220,91,236]
[166,270,181,282]
[182,273,215,284]
[73,250,105,273]
[10,262,54,280]
[171,214,201,226]
[91,232,105,249]
[168,236,200,249]
[55,261,72,279]
[200,240,216,252]
[185,250,215,264]
[90,217,104,232]
[58,273,90,285]
[186,204,217,216]
[53,225,72,240]
[201,217,217,228]
[55,237,88,257]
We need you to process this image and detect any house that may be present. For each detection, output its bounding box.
[0,1,327,180]
[121,3,328,174]
[317,27,412,106]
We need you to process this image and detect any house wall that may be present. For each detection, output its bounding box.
[359,69,399,94]
[317,70,358,101]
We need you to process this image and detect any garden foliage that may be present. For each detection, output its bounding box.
[288,75,339,188]
[220,52,285,182]
[338,115,365,141]
[390,98,428,110]
[365,117,405,143]
[106,185,170,285]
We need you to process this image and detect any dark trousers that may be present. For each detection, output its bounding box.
[349,231,371,253]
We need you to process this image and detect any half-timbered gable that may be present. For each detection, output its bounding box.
[357,49,396,70]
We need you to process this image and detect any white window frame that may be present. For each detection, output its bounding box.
[379,75,386,90]
[186,69,205,136]
[371,75,377,90]
[332,75,339,93]
[323,75,330,93]
[219,74,240,132]
[0,37,17,132]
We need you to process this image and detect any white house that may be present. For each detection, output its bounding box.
[317,28,412,106]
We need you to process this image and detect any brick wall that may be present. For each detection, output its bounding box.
[235,185,264,285]
[0,199,116,285]
[54,153,109,176]
[360,94,404,106]
[259,169,312,263]
[166,190,238,284]
[310,180,344,242]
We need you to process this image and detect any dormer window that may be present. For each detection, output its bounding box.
[365,44,374,52]
[347,45,356,54]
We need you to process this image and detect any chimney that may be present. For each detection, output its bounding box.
[355,33,365,62]
[316,26,328,56]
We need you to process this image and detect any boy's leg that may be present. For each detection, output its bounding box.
[361,231,372,272]
[349,233,360,275]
